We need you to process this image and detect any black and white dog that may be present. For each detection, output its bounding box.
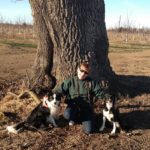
[6,94,60,134]
[99,99,123,135]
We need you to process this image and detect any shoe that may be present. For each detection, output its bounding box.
[69,120,75,126]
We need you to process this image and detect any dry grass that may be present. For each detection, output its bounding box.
[108,31,150,53]
[0,23,35,40]
[108,31,150,44]
[0,23,150,53]
[0,24,150,150]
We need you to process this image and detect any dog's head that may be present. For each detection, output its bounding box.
[105,99,113,110]
[52,93,61,106]
[42,94,60,109]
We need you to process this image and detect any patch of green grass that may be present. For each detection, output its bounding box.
[0,40,37,49]
[109,43,150,53]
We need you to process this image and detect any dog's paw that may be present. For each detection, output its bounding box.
[6,126,18,134]
[110,131,116,135]
[99,127,104,132]
[53,123,58,128]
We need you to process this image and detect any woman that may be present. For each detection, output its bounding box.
[53,63,104,134]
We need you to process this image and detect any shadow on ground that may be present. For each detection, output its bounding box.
[109,75,150,98]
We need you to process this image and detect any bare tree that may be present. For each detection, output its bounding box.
[29,0,114,89]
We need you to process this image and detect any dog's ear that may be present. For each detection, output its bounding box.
[42,95,49,101]
[101,100,105,106]
[53,93,56,99]
[97,100,105,108]
[42,96,50,107]
[53,93,61,101]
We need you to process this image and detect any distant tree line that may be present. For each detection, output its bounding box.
[108,27,150,34]
[0,17,150,40]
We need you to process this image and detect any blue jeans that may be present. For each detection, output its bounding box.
[63,104,94,134]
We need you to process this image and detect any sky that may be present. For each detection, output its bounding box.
[0,0,150,29]
[105,0,150,28]
[0,0,32,24]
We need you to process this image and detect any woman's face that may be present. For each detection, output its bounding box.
[77,67,88,80]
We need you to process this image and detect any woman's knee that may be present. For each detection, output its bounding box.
[63,108,71,120]
[82,121,93,134]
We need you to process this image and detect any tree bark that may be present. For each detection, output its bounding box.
[29,0,114,89]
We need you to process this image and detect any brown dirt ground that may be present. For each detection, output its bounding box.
[0,42,150,150]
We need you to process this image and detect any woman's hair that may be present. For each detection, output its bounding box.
[79,62,90,73]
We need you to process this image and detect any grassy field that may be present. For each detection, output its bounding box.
[0,25,150,150]
[0,29,150,80]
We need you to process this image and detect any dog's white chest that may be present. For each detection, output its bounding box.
[103,110,114,122]
[50,106,60,118]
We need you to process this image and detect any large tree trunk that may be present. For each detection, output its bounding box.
[29,0,114,89]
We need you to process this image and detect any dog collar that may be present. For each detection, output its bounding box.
[42,104,48,108]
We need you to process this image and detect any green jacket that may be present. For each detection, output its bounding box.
[53,76,103,107]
